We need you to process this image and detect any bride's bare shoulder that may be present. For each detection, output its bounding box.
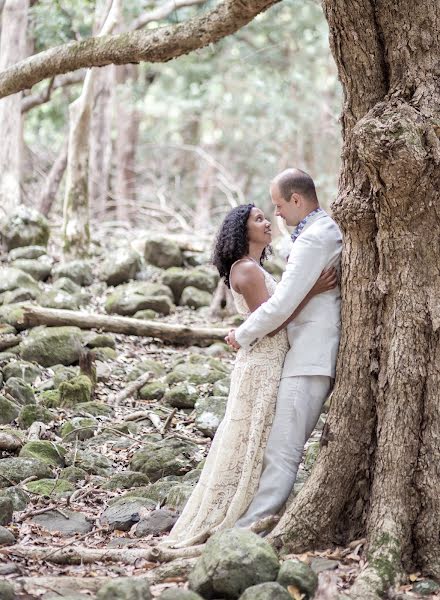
[230,259,265,294]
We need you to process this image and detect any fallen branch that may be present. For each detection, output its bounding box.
[22,305,229,345]
[110,370,152,405]
[1,542,203,565]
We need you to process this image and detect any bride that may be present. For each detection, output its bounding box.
[163,203,336,547]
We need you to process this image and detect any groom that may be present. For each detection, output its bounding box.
[227,167,342,528]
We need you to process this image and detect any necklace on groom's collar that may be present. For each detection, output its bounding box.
[291,207,323,243]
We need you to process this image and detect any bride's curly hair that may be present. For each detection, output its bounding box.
[212,204,270,288]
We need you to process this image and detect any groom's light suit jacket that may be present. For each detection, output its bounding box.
[235,211,342,378]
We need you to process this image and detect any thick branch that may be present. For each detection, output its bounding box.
[23,305,228,345]
[0,0,281,99]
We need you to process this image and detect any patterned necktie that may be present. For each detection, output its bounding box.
[291,207,323,243]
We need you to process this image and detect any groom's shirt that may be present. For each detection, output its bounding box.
[235,210,342,378]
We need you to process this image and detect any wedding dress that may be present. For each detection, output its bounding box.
[164,265,289,547]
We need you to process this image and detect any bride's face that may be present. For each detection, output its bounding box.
[247,207,272,245]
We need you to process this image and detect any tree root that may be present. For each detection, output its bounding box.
[0,542,203,565]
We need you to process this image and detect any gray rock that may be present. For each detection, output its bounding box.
[1,206,49,250]
[101,471,150,491]
[0,302,28,329]
[412,579,440,596]
[0,266,40,295]
[162,267,218,303]
[105,281,174,316]
[31,509,93,536]
[59,466,88,483]
[3,360,42,383]
[83,333,115,349]
[74,401,114,417]
[310,557,339,573]
[159,590,204,600]
[96,577,152,600]
[144,237,182,269]
[10,258,52,281]
[18,404,53,428]
[277,560,318,598]
[164,382,198,409]
[304,441,319,471]
[0,285,40,304]
[4,377,35,405]
[166,483,194,511]
[19,440,66,467]
[130,438,200,482]
[0,496,13,525]
[194,396,227,438]
[1,485,29,510]
[64,449,112,476]
[60,417,97,441]
[133,308,157,320]
[239,582,291,599]
[52,364,80,387]
[52,260,94,286]
[52,276,82,295]
[9,245,47,261]
[25,478,74,497]
[135,508,178,537]
[179,286,212,310]
[19,326,84,367]
[212,377,231,396]
[127,359,166,380]
[166,363,225,386]
[121,480,178,505]
[39,288,80,310]
[0,580,15,600]
[189,529,280,599]
[102,247,142,286]
[0,395,20,424]
[0,524,15,546]
[139,381,167,401]
[100,497,156,531]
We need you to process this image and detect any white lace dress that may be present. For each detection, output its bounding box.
[164,268,289,547]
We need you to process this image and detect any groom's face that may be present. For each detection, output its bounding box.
[270,183,302,226]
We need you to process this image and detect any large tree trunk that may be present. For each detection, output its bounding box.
[269,1,440,597]
[0,0,28,218]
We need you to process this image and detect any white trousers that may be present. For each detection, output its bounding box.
[235,374,332,528]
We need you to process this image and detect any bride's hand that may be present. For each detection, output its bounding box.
[311,267,337,295]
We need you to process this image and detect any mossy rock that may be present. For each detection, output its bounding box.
[0,302,29,330]
[9,245,47,261]
[52,259,93,286]
[3,360,42,384]
[0,496,13,526]
[133,309,158,320]
[166,363,225,386]
[96,577,152,600]
[39,288,80,310]
[0,266,40,295]
[130,438,199,482]
[277,560,318,599]
[119,480,178,504]
[212,377,231,397]
[0,457,53,488]
[1,485,29,510]
[25,478,74,497]
[74,401,114,417]
[159,590,204,600]
[52,276,82,295]
[101,471,151,491]
[144,237,183,269]
[179,286,212,310]
[18,404,53,428]
[59,375,93,407]
[128,359,166,380]
[39,389,61,408]
[187,354,230,374]
[4,377,35,406]
[64,449,113,476]
[166,482,194,511]
[60,466,88,483]
[0,286,40,305]
[304,441,320,471]
[0,395,20,424]
[84,333,115,349]
[188,529,280,598]
[164,382,199,409]
[105,281,175,316]
[101,247,142,287]
[60,417,98,441]
[19,440,66,467]
[0,581,15,600]
[91,346,117,361]
[11,258,52,281]
[238,582,291,599]
[138,381,167,401]
[194,396,227,438]
[52,364,80,388]
[1,206,49,250]
[19,326,84,367]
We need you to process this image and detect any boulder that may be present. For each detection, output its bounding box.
[74,401,114,417]
[19,440,66,467]
[180,286,212,310]
[4,377,35,405]
[0,302,29,329]
[9,245,47,260]
[52,276,82,295]
[0,496,13,526]
[138,381,167,401]
[39,288,80,310]
[277,560,318,599]
[0,581,15,600]
[1,485,29,511]
[101,471,150,491]
[166,363,225,386]
[0,395,20,424]
[135,508,178,537]
[189,529,280,598]
[31,509,93,536]
[0,457,53,488]
[159,591,203,600]
[64,449,113,476]
[19,326,83,367]
[52,364,80,387]
[84,333,115,349]
[52,259,94,286]
[0,525,15,546]
[0,286,40,305]
[128,359,166,380]
[194,396,227,438]
[1,206,49,250]
[133,308,157,320]
[59,375,93,407]
[25,478,74,497]
[60,466,88,483]
[3,360,42,383]
[101,247,142,286]
[60,417,98,441]
[144,237,182,269]
[162,267,218,303]
[0,267,40,295]
[212,377,231,397]
[10,258,52,281]
[164,382,198,409]
[100,497,156,531]
[238,582,291,599]
[166,482,194,511]
[18,404,53,428]
[96,577,152,600]
[121,480,178,505]
[130,438,200,481]
[105,281,174,316]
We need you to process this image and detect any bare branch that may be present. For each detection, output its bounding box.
[130,0,207,31]
[21,71,86,112]
[0,0,281,99]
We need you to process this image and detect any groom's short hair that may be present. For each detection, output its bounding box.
[274,168,318,204]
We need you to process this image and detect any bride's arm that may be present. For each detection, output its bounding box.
[230,261,271,312]
[268,268,337,336]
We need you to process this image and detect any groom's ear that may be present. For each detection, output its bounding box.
[290,192,301,205]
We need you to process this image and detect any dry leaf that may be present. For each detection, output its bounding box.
[409,572,421,582]
[288,585,304,600]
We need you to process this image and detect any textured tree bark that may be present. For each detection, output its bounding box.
[268,1,440,597]
[0,0,29,217]
[0,0,281,99]
[38,139,68,216]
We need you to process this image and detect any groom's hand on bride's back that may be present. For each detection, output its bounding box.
[225,329,241,350]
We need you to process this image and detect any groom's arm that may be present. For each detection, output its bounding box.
[235,232,331,349]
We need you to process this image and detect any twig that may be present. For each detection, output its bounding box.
[44,527,109,560]
[161,408,177,434]
[111,371,152,405]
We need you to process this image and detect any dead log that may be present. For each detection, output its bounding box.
[22,305,229,345]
